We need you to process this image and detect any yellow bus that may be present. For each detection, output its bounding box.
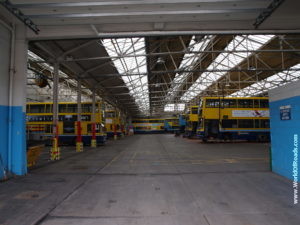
[105,109,123,138]
[184,105,199,137]
[26,102,106,145]
[197,97,270,141]
[132,118,165,133]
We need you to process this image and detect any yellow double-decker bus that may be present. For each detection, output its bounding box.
[132,118,165,133]
[184,105,199,137]
[197,97,270,141]
[26,102,106,145]
[105,109,123,138]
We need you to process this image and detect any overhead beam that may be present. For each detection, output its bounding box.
[32,48,300,64]
[254,0,286,28]
[14,0,270,8]
[27,9,263,19]
[27,27,300,41]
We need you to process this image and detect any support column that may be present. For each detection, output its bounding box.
[9,24,28,176]
[91,91,97,147]
[51,62,60,160]
[0,21,11,180]
[113,110,118,140]
[76,80,83,152]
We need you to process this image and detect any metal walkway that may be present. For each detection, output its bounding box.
[0,134,299,225]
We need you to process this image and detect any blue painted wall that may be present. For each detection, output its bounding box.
[269,96,300,180]
[0,105,27,179]
[11,107,27,175]
[0,105,9,178]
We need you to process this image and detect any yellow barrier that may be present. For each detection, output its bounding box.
[27,145,44,167]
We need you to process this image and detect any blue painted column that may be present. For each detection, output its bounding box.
[0,23,28,180]
[269,80,300,180]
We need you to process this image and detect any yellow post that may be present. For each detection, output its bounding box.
[91,139,97,147]
[51,62,60,161]
[76,141,83,152]
[51,137,60,160]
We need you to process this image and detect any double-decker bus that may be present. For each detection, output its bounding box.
[105,109,123,138]
[26,102,106,145]
[184,105,199,138]
[132,118,165,134]
[197,97,270,142]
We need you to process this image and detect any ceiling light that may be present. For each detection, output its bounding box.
[157,57,165,64]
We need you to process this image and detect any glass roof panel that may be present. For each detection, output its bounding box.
[166,35,213,102]
[164,103,185,112]
[229,63,300,97]
[102,38,149,114]
[181,35,274,102]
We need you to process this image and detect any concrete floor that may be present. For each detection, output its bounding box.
[0,134,299,225]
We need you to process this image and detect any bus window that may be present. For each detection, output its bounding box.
[191,107,198,114]
[238,119,254,128]
[260,100,269,108]
[45,104,52,113]
[59,104,67,113]
[222,99,237,108]
[254,119,260,128]
[30,104,45,113]
[68,104,77,113]
[261,119,270,128]
[82,104,92,113]
[238,99,253,108]
[221,100,229,108]
[222,119,238,128]
[206,99,219,108]
[253,99,260,108]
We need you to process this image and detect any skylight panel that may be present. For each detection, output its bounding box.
[230,63,300,97]
[181,35,274,102]
[164,103,185,112]
[164,35,213,105]
[102,38,150,114]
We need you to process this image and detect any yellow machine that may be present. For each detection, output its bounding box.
[197,97,270,141]
[26,102,106,145]
[132,118,165,133]
[105,109,123,138]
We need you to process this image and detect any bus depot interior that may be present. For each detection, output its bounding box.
[0,1,300,225]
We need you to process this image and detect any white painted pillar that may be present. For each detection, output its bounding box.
[51,62,60,160]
